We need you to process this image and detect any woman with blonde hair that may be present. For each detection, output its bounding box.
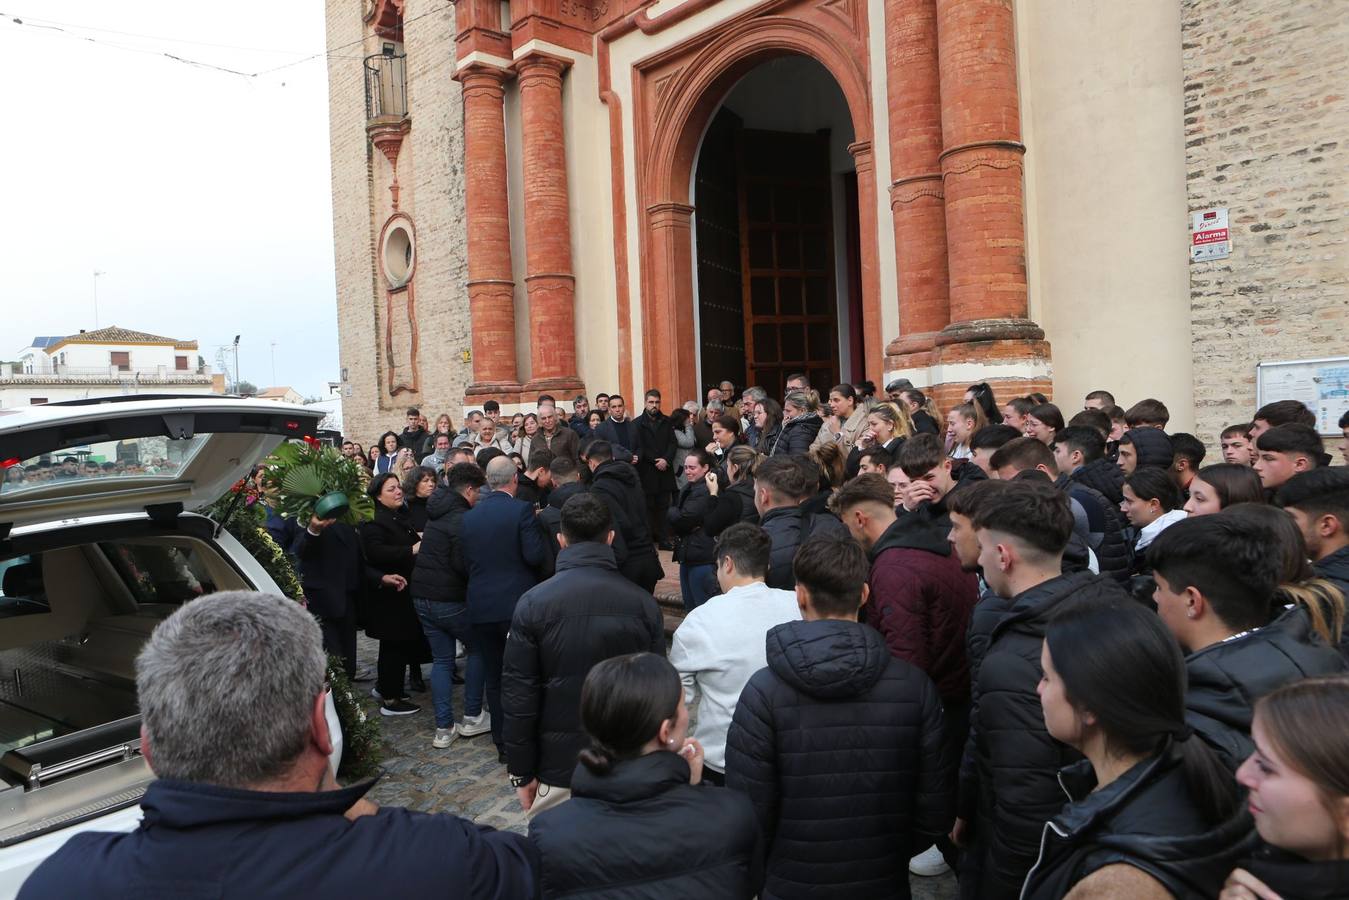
[770,391,824,457]
[899,388,942,436]
[846,402,913,480]
[422,413,455,455]
[945,401,988,460]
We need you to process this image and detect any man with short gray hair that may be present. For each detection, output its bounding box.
[461,456,549,761]
[18,591,536,900]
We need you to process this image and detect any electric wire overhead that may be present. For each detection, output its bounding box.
[1,4,452,81]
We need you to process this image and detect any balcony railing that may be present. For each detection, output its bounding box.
[364,52,408,122]
[1,365,210,382]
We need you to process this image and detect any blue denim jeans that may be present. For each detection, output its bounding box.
[679,563,718,612]
[413,598,484,729]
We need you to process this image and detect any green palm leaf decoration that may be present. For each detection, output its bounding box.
[263,440,374,526]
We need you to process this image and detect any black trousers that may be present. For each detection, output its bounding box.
[376,638,421,701]
[646,490,671,543]
[473,620,511,749]
[319,611,359,678]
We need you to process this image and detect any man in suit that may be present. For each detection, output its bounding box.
[636,389,677,548]
[291,515,391,679]
[461,456,550,762]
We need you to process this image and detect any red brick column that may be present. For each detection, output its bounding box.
[460,66,521,399]
[885,0,950,367]
[935,0,1041,342]
[517,53,583,395]
[932,0,1050,398]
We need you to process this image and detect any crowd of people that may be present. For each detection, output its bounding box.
[21,378,1349,899]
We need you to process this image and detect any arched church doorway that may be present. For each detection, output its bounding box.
[692,56,861,400]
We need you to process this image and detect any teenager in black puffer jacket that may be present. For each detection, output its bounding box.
[529,653,761,899]
[726,539,949,900]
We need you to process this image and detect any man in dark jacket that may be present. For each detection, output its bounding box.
[1148,515,1348,768]
[635,390,678,547]
[461,456,550,759]
[398,407,429,452]
[725,538,950,900]
[988,436,1125,579]
[1055,424,1125,505]
[18,591,537,900]
[585,440,663,592]
[502,495,664,817]
[595,394,639,460]
[1278,468,1349,636]
[290,514,386,678]
[754,456,848,590]
[410,463,489,747]
[960,479,1132,900]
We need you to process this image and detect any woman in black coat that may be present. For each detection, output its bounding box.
[845,403,912,480]
[360,472,427,716]
[668,449,717,611]
[401,465,438,532]
[1022,596,1252,899]
[529,653,760,899]
[769,391,823,457]
[1222,676,1349,900]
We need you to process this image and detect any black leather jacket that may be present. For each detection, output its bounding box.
[1022,742,1256,899]
[1186,604,1348,769]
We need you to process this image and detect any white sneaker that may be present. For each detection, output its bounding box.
[457,711,491,737]
[432,727,458,749]
[369,687,383,702]
[908,845,950,877]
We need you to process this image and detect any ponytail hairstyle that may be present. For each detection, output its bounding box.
[725,445,762,485]
[578,653,682,776]
[951,401,990,435]
[1221,503,1345,646]
[1194,463,1265,510]
[868,401,915,439]
[808,440,846,489]
[1253,676,1349,860]
[1047,596,1239,825]
[901,388,940,422]
[1126,466,1182,513]
[966,382,1004,425]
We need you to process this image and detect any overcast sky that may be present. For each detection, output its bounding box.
[0,2,340,398]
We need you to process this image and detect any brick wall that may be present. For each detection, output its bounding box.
[1184,0,1348,446]
[326,0,472,445]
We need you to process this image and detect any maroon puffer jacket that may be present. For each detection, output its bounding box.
[863,507,979,704]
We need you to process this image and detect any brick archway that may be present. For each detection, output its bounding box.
[633,2,879,403]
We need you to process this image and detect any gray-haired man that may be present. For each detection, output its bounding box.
[18,592,536,900]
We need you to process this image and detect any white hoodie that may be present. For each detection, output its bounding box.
[1135,507,1189,552]
[668,580,800,773]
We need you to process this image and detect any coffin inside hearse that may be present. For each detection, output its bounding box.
[0,528,251,844]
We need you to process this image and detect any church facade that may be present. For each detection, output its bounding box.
[326,0,1347,444]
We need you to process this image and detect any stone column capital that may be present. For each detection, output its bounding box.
[514,51,571,85]
[457,63,512,95]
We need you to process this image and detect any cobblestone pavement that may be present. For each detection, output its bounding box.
[354,626,957,898]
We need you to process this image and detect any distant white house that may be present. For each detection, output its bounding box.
[256,386,305,405]
[1,326,225,407]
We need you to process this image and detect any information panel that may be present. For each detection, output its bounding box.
[1256,357,1349,436]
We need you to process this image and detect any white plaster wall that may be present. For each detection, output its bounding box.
[1016,0,1194,429]
[58,343,181,370]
